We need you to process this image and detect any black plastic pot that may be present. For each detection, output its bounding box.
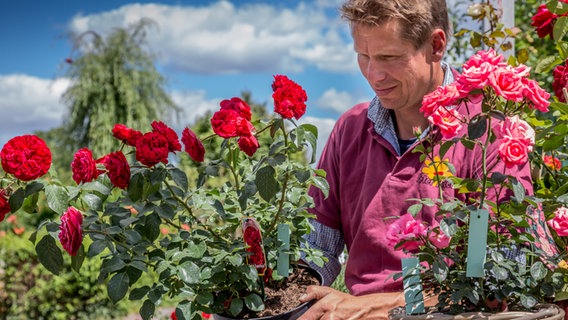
[213,265,323,320]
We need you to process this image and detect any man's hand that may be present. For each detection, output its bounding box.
[297,286,406,320]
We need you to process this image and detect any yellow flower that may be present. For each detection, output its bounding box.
[422,156,453,186]
[559,259,568,270]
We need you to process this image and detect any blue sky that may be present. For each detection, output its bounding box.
[0,0,378,157]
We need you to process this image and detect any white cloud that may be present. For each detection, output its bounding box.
[315,88,367,114]
[0,74,69,147]
[168,89,221,130]
[68,1,355,74]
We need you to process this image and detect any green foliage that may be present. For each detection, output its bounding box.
[0,232,129,320]
[62,18,179,156]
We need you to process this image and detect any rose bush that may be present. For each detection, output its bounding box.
[0,74,328,320]
[387,0,568,314]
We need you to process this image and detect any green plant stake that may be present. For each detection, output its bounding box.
[466,209,489,278]
[277,224,290,277]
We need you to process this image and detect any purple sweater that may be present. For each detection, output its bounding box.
[308,99,533,295]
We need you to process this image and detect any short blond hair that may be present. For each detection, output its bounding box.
[340,0,450,49]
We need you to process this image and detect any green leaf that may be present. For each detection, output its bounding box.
[229,298,244,317]
[36,234,63,275]
[129,286,151,300]
[88,240,108,257]
[554,16,568,41]
[530,261,547,281]
[8,187,25,212]
[71,244,86,272]
[170,167,189,191]
[178,261,201,284]
[243,293,264,312]
[100,256,127,274]
[312,176,329,198]
[128,173,145,202]
[255,166,279,202]
[108,272,130,303]
[140,299,155,320]
[45,184,69,214]
[467,115,487,140]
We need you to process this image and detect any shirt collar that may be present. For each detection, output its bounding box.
[366,61,455,155]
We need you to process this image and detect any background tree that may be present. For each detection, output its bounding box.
[62,18,179,157]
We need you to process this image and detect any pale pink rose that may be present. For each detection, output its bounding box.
[547,207,568,237]
[386,214,427,252]
[522,78,551,112]
[488,66,525,102]
[494,116,535,152]
[428,228,451,249]
[498,138,530,168]
[420,83,462,117]
[428,107,463,140]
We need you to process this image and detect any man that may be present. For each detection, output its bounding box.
[298,0,534,319]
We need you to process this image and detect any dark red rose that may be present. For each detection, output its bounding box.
[99,151,130,189]
[211,109,241,138]
[181,128,205,162]
[112,124,143,147]
[151,121,181,153]
[244,226,261,244]
[244,226,265,267]
[271,74,307,120]
[58,206,83,256]
[236,118,255,137]
[531,4,557,38]
[170,310,177,320]
[71,148,102,184]
[238,135,259,157]
[1,135,52,181]
[553,63,568,102]
[220,97,252,121]
[0,189,11,222]
[135,132,170,167]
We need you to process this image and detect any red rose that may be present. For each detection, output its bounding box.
[1,135,52,181]
[151,121,182,153]
[220,97,252,121]
[271,74,307,120]
[112,124,143,147]
[238,135,259,157]
[236,118,255,137]
[211,109,241,138]
[553,63,568,103]
[531,4,557,38]
[0,189,11,222]
[59,207,83,256]
[170,310,177,320]
[181,128,205,162]
[99,151,130,189]
[136,132,170,167]
[71,148,102,184]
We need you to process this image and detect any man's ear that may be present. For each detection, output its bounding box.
[430,29,447,62]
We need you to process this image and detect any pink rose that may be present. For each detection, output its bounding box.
[59,207,84,256]
[488,66,524,102]
[498,138,530,168]
[548,207,568,237]
[428,107,463,140]
[71,148,102,184]
[522,78,551,112]
[420,83,462,117]
[494,116,535,152]
[386,213,427,252]
[428,227,451,249]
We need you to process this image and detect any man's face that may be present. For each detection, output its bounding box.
[352,20,441,112]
